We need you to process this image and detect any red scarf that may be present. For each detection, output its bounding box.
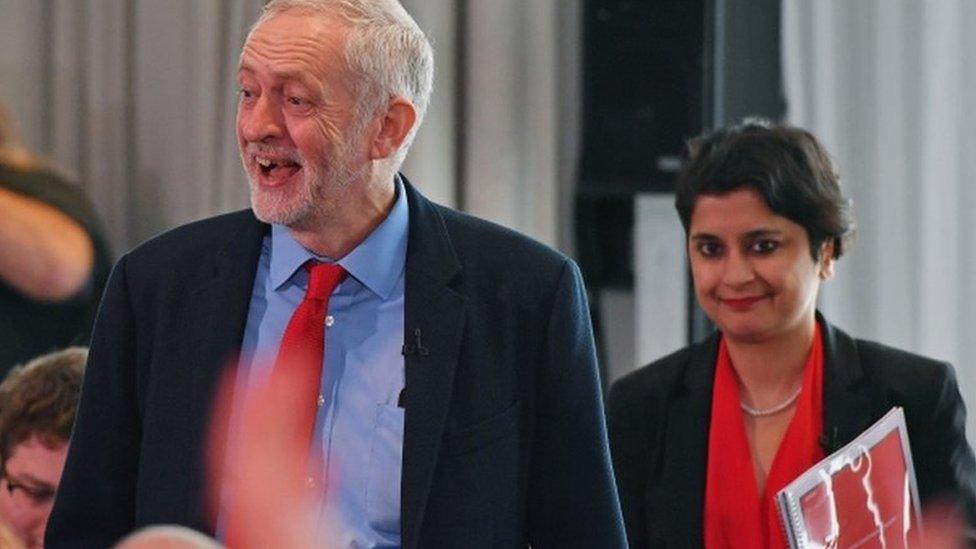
[704,323,825,549]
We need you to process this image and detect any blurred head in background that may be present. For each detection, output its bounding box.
[113,525,224,549]
[0,347,86,548]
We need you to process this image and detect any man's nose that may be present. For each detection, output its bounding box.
[240,95,284,143]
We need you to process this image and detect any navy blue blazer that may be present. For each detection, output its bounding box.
[47,178,626,548]
[607,317,976,548]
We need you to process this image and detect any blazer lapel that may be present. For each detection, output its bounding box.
[820,316,876,451]
[399,179,467,549]
[179,212,267,527]
[656,334,719,547]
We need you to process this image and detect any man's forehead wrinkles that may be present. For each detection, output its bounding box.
[239,62,330,92]
[241,41,340,77]
[246,30,337,57]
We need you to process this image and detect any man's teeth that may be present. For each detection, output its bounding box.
[255,156,300,169]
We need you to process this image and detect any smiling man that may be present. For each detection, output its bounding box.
[46,1,625,547]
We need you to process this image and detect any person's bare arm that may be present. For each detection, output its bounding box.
[0,186,94,301]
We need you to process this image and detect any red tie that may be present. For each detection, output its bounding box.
[222,262,346,548]
[272,261,347,454]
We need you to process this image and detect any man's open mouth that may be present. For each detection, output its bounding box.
[256,156,302,179]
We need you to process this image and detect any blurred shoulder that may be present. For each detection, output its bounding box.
[853,336,957,405]
[823,319,960,429]
[110,210,264,299]
[125,209,262,264]
[435,203,570,273]
[856,337,949,374]
[609,344,700,410]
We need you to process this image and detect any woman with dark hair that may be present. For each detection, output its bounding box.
[608,120,976,548]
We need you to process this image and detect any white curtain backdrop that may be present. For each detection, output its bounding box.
[0,0,266,254]
[1,0,576,257]
[783,0,976,441]
[407,0,578,251]
[462,0,562,248]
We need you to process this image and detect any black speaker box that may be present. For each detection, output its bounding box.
[576,0,706,291]
[579,0,705,195]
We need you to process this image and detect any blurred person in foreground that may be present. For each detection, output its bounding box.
[0,104,111,376]
[47,0,625,546]
[0,347,85,548]
[114,525,224,549]
[607,120,976,548]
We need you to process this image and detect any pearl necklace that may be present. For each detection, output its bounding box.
[740,385,803,417]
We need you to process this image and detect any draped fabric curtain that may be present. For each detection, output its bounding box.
[0,0,577,256]
[0,0,265,255]
[783,0,976,440]
[460,0,566,249]
[404,0,578,252]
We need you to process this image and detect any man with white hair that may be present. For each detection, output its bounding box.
[47,1,626,547]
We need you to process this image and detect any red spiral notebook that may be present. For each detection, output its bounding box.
[776,407,923,548]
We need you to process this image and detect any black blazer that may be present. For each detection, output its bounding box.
[47,178,626,548]
[608,317,976,548]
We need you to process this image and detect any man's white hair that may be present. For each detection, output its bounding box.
[253,0,434,167]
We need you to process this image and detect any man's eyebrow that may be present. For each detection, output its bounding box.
[689,233,719,241]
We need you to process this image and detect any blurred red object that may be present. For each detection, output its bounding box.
[206,361,326,549]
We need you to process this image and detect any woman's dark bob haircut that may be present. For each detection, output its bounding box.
[675,119,855,260]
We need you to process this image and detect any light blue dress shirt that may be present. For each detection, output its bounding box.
[236,179,408,548]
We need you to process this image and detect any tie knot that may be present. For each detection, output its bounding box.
[305,262,347,301]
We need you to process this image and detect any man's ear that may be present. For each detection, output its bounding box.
[818,240,836,280]
[369,96,417,161]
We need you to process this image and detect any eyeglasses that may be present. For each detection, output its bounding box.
[1,472,56,507]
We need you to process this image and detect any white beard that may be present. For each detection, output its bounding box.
[244,140,364,228]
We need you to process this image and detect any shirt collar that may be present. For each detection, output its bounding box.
[268,176,409,300]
